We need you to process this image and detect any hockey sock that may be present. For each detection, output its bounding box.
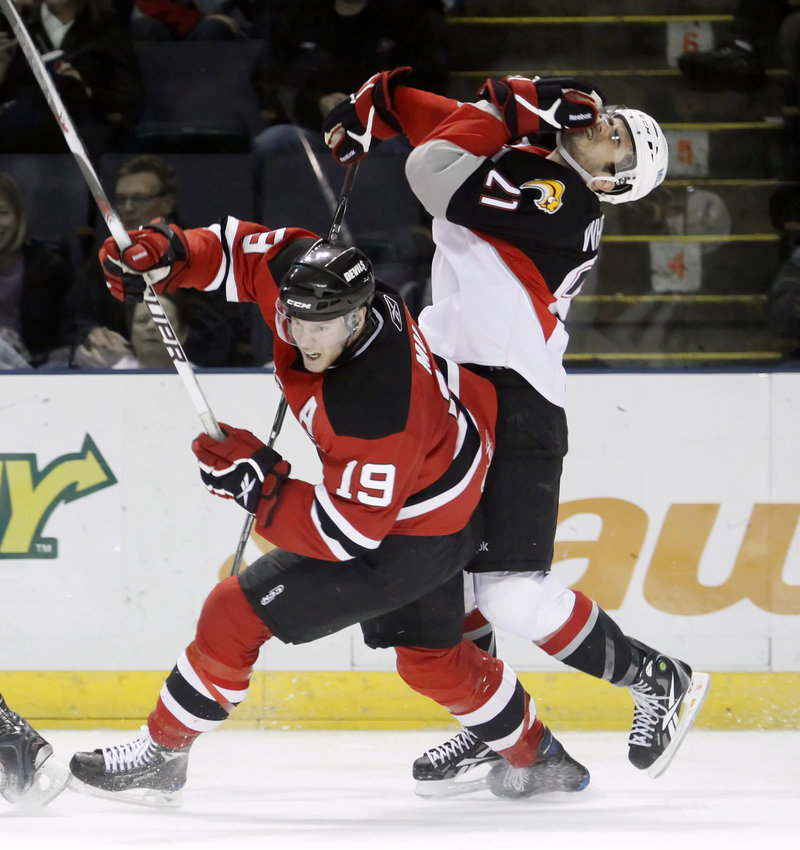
[496,704,546,767]
[536,590,641,686]
[149,577,273,749]
[396,641,539,766]
[464,608,497,657]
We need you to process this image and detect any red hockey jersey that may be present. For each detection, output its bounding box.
[177,218,497,561]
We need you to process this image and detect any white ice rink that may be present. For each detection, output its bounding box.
[2,728,798,850]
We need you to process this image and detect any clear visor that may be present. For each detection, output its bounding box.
[599,107,637,181]
[275,298,357,348]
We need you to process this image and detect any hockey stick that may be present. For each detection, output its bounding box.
[229,161,360,575]
[0,0,224,441]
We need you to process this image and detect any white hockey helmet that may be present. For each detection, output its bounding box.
[556,106,668,205]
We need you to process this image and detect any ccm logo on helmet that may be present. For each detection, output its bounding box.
[286,298,312,309]
[343,260,367,282]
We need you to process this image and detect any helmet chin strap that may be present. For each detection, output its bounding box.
[555,133,613,195]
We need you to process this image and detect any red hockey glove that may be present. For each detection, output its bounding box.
[192,424,291,523]
[477,75,602,140]
[322,66,411,166]
[100,221,190,303]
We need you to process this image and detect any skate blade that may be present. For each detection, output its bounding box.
[647,671,711,779]
[9,758,70,812]
[414,761,498,799]
[415,775,489,798]
[67,774,183,809]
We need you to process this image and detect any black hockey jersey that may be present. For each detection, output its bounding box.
[396,92,605,405]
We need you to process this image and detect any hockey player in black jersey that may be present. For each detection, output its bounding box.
[323,70,710,796]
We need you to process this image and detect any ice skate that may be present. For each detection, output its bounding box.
[486,727,590,799]
[413,728,503,797]
[69,725,188,808]
[627,642,711,778]
[0,694,69,809]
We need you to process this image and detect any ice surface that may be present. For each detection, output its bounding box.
[2,729,798,850]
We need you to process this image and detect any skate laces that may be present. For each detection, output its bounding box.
[629,680,668,745]
[102,727,160,772]
[0,700,26,735]
[424,729,479,766]
[499,765,527,793]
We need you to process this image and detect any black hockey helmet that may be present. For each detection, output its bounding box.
[278,239,375,320]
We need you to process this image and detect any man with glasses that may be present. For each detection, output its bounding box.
[323,71,709,796]
[68,154,178,368]
[68,154,238,368]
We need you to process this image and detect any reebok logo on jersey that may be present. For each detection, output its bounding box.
[260,584,284,605]
[383,293,403,331]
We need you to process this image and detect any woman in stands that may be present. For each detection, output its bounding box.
[0,171,74,368]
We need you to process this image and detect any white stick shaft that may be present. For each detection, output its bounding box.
[0,0,223,440]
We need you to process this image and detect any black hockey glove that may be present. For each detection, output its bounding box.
[322,95,382,165]
[100,221,190,303]
[477,75,603,140]
[192,424,291,524]
[323,66,411,166]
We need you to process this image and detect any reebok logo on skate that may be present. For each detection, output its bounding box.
[661,680,682,732]
[260,585,284,605]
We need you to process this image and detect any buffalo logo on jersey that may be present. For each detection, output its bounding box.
[520,179,565,214]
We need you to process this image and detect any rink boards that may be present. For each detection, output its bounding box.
[1,369,798,728]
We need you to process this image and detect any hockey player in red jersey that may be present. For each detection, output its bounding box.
[68,221,590,804]
[323,69,710,795]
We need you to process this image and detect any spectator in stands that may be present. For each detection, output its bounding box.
[677,0,791,91]
[0,0,143,156]
[112,291,197,369]
[255,0,450,135]
[0,171,74,369]
[250,0,444,315]
[128,0,247,41]
[767,243,800,357]
[69,154,176,368]
[69,154,239,368]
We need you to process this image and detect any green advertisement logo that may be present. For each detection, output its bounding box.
[0,435,117,559]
